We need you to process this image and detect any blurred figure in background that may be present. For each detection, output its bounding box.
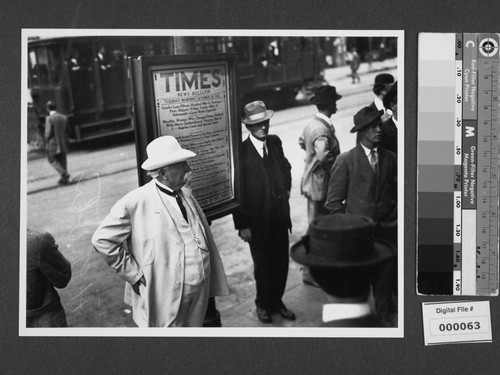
[348,46,361,84]
[44,100,70,185]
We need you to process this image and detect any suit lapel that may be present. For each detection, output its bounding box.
[355,145,377,193]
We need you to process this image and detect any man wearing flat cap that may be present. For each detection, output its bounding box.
[233,100,295,324]
[325,106,397,326]
[298,85,342,286]
[291,214,394,327]
[92,135,229,327]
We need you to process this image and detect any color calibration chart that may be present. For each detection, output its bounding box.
[418,33,499,296]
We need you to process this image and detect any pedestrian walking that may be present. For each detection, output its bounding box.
[233,100,296,324]
[44,101,70,185]
[349,47,361,84]
[92,135,229,327]
[298,85,342,286]
[26,228,72,327]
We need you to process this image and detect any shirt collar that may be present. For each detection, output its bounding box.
[315,112,332,125]
[322,302,372,323]
[155,179,175,193]
[248,134,265,151]
[360,142,378,157]
[392,117,399,127]
[49,110,56,116]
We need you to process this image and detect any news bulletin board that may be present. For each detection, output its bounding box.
[129,53,242,220]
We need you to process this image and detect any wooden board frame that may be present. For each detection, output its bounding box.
[129,52,242,220]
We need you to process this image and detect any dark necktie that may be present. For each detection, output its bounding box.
[263,144,268,160]
[156,184,189,223]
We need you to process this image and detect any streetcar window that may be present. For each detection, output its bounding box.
[30,45,64,86]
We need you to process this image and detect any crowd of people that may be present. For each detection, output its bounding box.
[27,73,398,329]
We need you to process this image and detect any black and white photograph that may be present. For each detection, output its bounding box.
[20,29,403,337]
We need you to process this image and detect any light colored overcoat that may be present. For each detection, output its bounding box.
[299,115,340,201]
[92,180,229,327]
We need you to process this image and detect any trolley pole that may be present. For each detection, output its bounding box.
[173,35,222,328]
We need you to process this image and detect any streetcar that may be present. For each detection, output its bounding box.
[27,35,395,144]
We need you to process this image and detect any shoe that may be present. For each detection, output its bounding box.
[277,306,296,321]
[256,307,272,324]
[57,178,69,185]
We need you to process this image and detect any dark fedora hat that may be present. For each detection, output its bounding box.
[310,85,342,105]
[383,81,397,110]
[290,214,394,269]
[372,73,395,87]
[241,100,274,125]
[350,106,384,133]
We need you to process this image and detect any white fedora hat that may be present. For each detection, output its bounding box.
[141,136,196,171]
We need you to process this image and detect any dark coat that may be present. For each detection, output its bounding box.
[233,134,292,248]
[26,229,71,323]
[380,117,398,154]
[325,144,397,223]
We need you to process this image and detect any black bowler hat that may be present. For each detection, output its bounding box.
[383,81,397,109]
[372,73,394,87]
[350,106,384,133]
[290,214,394,269]
[310,85,342,105]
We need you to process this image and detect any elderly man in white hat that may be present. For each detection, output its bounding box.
[92,135,228,327]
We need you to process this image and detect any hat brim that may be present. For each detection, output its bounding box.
[350,110,384,133]
[290,238,394,269]
[141,149,196,170]
[241,110,274,125]
[310,93,342,105]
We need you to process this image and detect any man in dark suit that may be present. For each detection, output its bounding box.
[233,100,295,324]
[26,229,72,327]
[325,106,397,225]
[325,106,397,326]
[44,101,70,185]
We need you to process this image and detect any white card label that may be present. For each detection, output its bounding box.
[422,301,492,345]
